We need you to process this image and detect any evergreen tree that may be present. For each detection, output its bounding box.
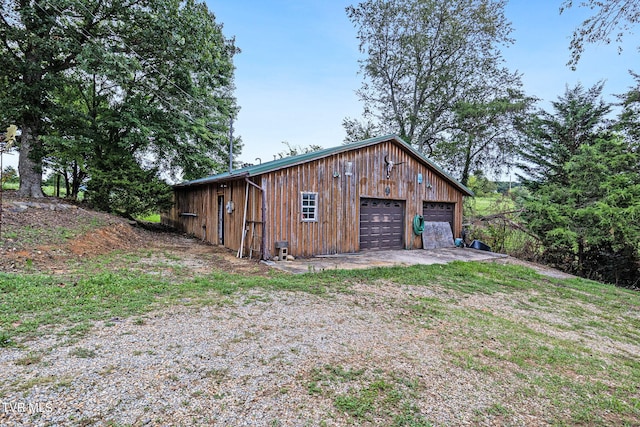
[617,72,640,147]
[517,82,611,190]
[519,83,640,286]
[522,136,640,286]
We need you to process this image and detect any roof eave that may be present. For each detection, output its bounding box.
[174,134,473,196]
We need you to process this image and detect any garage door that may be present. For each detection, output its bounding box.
[360,198,404,250]
[423,202,455,235]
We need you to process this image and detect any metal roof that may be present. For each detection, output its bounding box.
[175,134,473,196]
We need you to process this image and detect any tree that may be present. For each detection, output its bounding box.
[521,136,640,286]
[467,170,497,197]
[518,82,640,286]
[517,82,611,190]
[560,0,640,69]
[276,141,324,159]
[0,0,123,197]
[342,117,379,144]
[440,85,534,185]
[0,0,238,198]
[616,71,640,145]
[85,152,173,219]
[345,0,522,181]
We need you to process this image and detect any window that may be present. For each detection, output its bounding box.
[301,192,318,221]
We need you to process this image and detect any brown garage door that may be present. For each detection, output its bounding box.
[360,198,404,250]
[423,202,455,235]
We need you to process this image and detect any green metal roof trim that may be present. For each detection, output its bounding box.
[175,134,473,196]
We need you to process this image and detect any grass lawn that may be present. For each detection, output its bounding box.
[1,258,639,425]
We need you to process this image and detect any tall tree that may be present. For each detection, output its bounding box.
[345,0,522,180]
[0,0,126,197]
[517,82,611,189]
[518,82,640,286]
[617,71,640,146]
[0,0,238,198]
[521,135,640,286]
[560,0,640,69]
[441,84,534,185]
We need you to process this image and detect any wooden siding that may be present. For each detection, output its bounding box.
[164,138,465,259]
[163,177,265,258]
[260,140,464,258]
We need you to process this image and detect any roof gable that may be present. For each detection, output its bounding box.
[176,134,473,196]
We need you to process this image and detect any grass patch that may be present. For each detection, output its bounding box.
[14,352,43,366]
[69,347,98,358]
[1,255,639,425]
[137,213,161,223]
[306,365,431,425]
[467,195,514,216]
[0,330,14,347]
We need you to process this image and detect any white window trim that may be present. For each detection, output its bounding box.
[301,191,318,222]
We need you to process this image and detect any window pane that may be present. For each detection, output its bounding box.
[301,192,318,221]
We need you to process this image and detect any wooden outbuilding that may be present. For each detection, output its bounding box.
[162,135,473,260]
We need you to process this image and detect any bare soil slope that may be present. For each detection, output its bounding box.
[0,191,268,276]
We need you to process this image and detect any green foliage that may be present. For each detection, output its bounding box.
[617,71,640,145]
[346,0,525,181]
[522,135,640,286]
[466,171,497,197]
[494,181,522,194]
[440,88,534,185]
[518,82,611,189]
[519,82,640,286]
[465,196,541,257]
[86,155,173,219]
[1,166,17,185]
[0,0,239,199]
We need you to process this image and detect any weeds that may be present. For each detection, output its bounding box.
[70,347,98,358]
[306,365,431,425]
[1,249,639,425]
[0,330,13,347]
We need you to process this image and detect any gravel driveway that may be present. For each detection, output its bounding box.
[1,280,552,427]
[0,196,629,426]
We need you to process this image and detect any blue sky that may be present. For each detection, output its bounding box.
[208,0,639,168]
[3,1,636,175]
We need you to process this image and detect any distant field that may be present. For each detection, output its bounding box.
[2,183,83,199]
[469,195,515,216]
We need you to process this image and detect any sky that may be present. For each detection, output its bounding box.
[207,0,639,170]
[3,0,637,175]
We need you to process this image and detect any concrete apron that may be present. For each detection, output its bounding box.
[263,247,507,274]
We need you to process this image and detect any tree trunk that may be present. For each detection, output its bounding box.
[17,124,44,198]
[460,137,474,186]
